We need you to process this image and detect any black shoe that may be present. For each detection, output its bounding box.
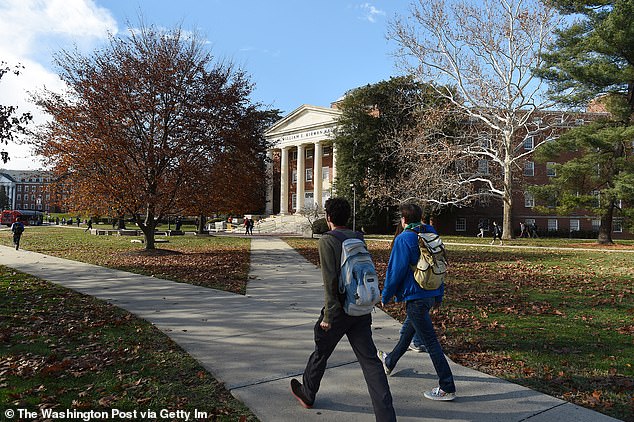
[290,378,313,409]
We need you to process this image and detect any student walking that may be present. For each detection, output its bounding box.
[378,202,456,401]
[491,221,503,245]
[477,220,485,237]
[10,218,25,250]
[290,197,396,421]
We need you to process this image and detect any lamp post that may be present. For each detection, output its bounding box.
[350,183,356,232]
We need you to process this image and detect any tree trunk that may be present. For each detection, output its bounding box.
[197,214,206,234]
[141,208,157,250]
[502,161,514,240]
[597,202,615,245]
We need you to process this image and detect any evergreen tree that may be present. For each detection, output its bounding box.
[535,0,634,243]
[333,76,438,232]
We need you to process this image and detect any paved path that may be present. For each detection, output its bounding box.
[0,239,620,421]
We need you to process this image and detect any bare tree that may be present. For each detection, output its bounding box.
[388,0,561,239]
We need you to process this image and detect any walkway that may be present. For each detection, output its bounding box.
[0,238,620,421]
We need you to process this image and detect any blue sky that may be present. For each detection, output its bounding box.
[0,0,411,169]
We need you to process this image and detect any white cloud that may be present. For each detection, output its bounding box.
[359,3,385,23]
[0,0,118,169]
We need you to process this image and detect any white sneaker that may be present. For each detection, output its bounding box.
[377,350,391,376]
[424,387,456,401]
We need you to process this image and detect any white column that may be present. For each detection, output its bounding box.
[331,143,337,194]
[265,149,274,215]
[280,147,289,215]
[296,144,305,212]
[313,141,323,211]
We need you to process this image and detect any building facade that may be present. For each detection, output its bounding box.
[264,104,341,215]
[265,103,632,239]
[0,170,63,214]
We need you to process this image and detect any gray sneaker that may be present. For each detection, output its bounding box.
[408,343,427,353]
[424,387,456,401]
[377,350,391,376]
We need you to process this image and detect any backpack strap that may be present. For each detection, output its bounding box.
[325,230,364,243]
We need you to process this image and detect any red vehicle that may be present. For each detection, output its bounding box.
[1,210,43,227]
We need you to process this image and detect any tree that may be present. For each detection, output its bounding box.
[388,0,561,239]
[534,0,634,243]
[178,107,280,233]
[333,76,436,232]
[33,24,265,249]
[0,62,33,164]
[532,118,634,243]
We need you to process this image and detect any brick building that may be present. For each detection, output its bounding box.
[0,170,64,214]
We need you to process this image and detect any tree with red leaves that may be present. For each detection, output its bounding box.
[34,24,271,249]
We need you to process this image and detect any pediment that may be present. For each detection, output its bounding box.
[265,104,341,140]
[0,173,16,184]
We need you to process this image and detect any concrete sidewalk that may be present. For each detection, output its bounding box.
[0,239,620,422]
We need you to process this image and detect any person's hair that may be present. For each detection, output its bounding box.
[325,197,350,227]
[399,202,423,224]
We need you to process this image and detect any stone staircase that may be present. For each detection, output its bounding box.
[254,214,316,236]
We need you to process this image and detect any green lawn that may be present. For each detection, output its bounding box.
[0,267,258,421]
[285,236,634,421]
[2,227,632,420]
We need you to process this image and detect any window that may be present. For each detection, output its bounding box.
[306,168,313,182]
[290,150,297,161]
[291,194,297,210]
[322,167,330,181]
[306,149,313,159]
[304,192,314,208]
[547,162,557,177]
[455,218,466,232]
[478,188,490,207]
[524,192,535,208]
[478,160,489,175]
[323,146,332,156]
[592,219,601,231]
[292,170,297,183]
[523,136,534,150]
[24,186,29,192]
[30,204,35,210]
[613,219,623,233]
[548,219,558,232]
[17,185,22,192]
[524,161,535,176]
[322,191,330,207]
[570,219,580,232]
[17,194,21,200]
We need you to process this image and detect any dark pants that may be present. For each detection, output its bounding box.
[301,309,396,422]
[13,233,21,250]
[385,297,455,394]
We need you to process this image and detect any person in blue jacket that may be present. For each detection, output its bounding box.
[378,202,456,401]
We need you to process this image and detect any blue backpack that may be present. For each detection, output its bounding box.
[327,230,380,316]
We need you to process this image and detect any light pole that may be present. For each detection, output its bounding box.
[350,183,356,232]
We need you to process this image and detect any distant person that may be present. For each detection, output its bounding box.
[84,219,93,233]
[248,218,254,235]
[55,217,59,225]
[477,220,485,237]
[530,222,539,238]
[244,217,250,235]
[519,222,527,238]
[11,218,25,250]
[290,197,396,421]
[491,221,503,245]
[175,217,182,231]
[378,202,456,402]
